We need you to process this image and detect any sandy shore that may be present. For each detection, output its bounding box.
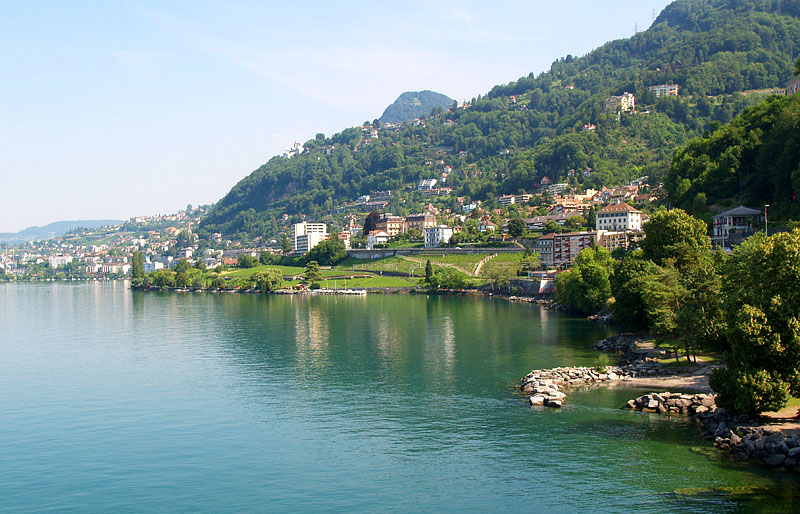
[623,374,711,392]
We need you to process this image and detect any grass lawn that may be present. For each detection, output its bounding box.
[332,275,418,288]
[337,256,420,274]
[222,264,306,278]
[479,252,524,277]
[414,253,490,274]
[656,353,722,366]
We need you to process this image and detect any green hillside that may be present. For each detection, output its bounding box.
[200,0,800,239]
[379,90,454,124]
[667,92,800,223]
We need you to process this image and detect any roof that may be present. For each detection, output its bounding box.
[598,202,641,214]
[786,75,800,87]
[712,205,761,218]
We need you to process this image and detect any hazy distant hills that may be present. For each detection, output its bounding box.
[0,220,123,244]
[379,90,454,123]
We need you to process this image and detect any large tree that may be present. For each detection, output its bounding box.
[710,229,800,414]
[131,251,145,286]
[305,239,346,265]
[640,208,711,268]
[304,260,322,286]
[556,246,614,314]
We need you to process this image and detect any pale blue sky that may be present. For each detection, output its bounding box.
[0,1,671,233]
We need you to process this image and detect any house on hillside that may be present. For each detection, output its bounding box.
[711,205,762,248]
[648,84,679,97]
[605,92,635,112]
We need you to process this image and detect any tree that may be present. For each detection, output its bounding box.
[363,211,381,236]
[566,215,586,229]
[425,259,433,285]
[131,251,145,286]
[543,220,562,234]
[795,56,800,76]
[304,239,346,265]
[556,246,614,314]
[610,251,664,331]
[254,268,284,293]
[149,269,176,288]
[304,260,322,286]
[507,218,525,237]
[174,258,192,274]
[674,250,727,360]
[428,267,468,291]
[237,254,258,268]
[640,208,711,268]
[710,230,800,414]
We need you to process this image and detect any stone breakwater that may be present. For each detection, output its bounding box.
[695,409,800,470]
[624,392,717,414]
[519,366,631,407]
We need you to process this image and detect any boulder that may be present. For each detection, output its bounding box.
[764,454,786,467]
[545,399,563,408]
[529,395,545,406]
[787,446,800,458]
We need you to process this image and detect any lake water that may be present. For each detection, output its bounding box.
[1,281,799,513]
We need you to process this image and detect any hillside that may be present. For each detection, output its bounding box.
[0,220,123,244]
[666,92,800,224]
[201,0,800,239]
[379,90,454,124]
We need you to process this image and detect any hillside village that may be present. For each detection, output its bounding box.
[3,63,798,285]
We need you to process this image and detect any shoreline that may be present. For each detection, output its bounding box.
[520,334,800,472]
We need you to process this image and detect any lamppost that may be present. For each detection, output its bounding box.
[765,204,770,236]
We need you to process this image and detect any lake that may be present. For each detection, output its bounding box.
[1,281,798,512]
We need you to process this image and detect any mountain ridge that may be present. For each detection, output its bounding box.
[379,90,454,124]
[200,0,800,239]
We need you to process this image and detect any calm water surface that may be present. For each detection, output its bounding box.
[1,282,798,513]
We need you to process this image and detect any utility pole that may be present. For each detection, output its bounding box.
[764,204,770,236]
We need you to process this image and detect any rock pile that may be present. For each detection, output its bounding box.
[592,335,638,353]
[624,392,717,414]
[520,366,631,407]
[696,409,800,470]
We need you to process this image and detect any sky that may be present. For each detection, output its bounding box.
[0,0,672,233]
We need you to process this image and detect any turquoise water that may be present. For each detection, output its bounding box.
[1,282,798,513]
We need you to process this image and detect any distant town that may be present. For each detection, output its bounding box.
[0,171,765,283]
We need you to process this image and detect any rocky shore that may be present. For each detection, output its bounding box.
[520,332,800,473]
[695,409,800,470]
[624,392,717,414]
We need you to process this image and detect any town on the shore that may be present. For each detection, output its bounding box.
[0,176,766,286]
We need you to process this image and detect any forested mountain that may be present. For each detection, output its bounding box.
[201,0,800,239]
[667,92,800,223]
[379,91,454,124]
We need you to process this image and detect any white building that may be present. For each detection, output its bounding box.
[418,178,438,190]
[648,84,679,97]
[292,222,329,254]
[48,254,73,268]
[366,230,390,250]
[143,261,164,273]
[548,183,569,196]
[424,225,454,248]
[595,202,642,232]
